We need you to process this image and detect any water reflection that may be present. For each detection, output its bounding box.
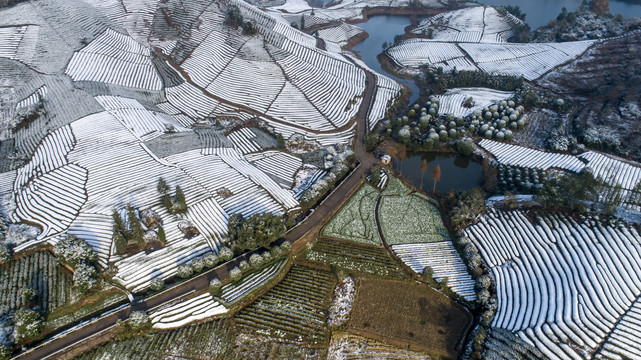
[391,152,483,193]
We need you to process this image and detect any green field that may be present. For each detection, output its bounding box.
[322,184,381,245]
[306,237,407,278]
[378,191,450,245]
[234,265,336,345]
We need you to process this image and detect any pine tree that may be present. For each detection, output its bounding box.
[276,133,285,148]
[127,205,144,245]
[114,232,128,254]
[157,177,169,194]
[162,193,172,213]
[175,185,187,212]
[157,225,166,245]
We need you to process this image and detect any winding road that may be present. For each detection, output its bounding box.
[13,65,380,360]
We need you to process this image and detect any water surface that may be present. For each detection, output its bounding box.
[392,153,484,193]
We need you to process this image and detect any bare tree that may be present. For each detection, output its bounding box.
[432,164,441,194]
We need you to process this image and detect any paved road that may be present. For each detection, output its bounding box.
[14,62,380,360]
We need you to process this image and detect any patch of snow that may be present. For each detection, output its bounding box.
[327,276,356,327]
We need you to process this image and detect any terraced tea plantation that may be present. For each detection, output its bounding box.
[75,318,232,359]
[0,251,74,315]
[306,237,406,278]
[234,265,336,345]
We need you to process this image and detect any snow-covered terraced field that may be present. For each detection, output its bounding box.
[218,259,287,305]
[149,292,227,330]
[437,88,513,117]
[65,28,163,90]
[597,296,641,359]
[228,127,263,154]
[316,23,365,48]
[479,139,586,172]
[578,151,641,208]
[465,210,641,359]
[0,25,38,63]
[388,39,596,80]
[392,242,476,301]
[413,6,524,43]
[16,85,47,110]
[245,150,303,188]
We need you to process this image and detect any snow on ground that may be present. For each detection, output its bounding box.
[270,0,311,13]
[466,210,641,360]
[149,292,227,330]
[327,332,430,360]
[388,39,597,80]
[327,276,356,327]
[413,6,524,43]
[316,23,364,48]
[392,242,476,301]
[437,88,513,118]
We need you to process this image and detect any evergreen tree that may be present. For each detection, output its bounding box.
[276,133,285,148]
[157,225,166,245]
[127,205,144,245]
[114,231,128,254]
[175,185,187,213]
[157,177,169,194]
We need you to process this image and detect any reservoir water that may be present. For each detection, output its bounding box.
[352,15,422,105]
[391,153,484,193]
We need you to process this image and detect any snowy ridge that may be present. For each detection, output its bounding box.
[392,242,476,301]
[65,28,163,90]
[149,292,227,330]
[465,210,641,359]
[479,139,586,172]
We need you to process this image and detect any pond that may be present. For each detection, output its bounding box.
[391,152,484,193]
[481,0,641,29]
[352,15,422,105]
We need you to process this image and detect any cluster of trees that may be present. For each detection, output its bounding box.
[113,205,165,255]
[158,178,187,214]
[115,311,151,340]
[444,188,487,231]
[227,213,286,253]
[225,5,257,35]
[419,69,523,95]
[54,235,100,295]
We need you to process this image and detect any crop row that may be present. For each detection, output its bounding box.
[219,259,286,305]
[479,139,585,172]
[465,210,641,359]
[0,251,73,316]
[327,333,429,360]
[76,318,232,359]
[392,242,476,301]
[149,292,227,330]
[246,150,303,189]
[234,265,335,344]
[65,29,162,90]
[306,237,406,278]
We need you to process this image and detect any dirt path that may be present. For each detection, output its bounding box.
[14,63,381,360]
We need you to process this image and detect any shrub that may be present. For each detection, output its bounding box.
[157,177,169,195]
[176,264,193,279]
[280,241,291,254]
[238,260,250,272]
[0,244,11,264]
[13,309,43,344]
[456,138,474,156]
[203,253,219,268]
[54,235,98,269]
[209,278,222,296]
[150,277,164,291]
[20,287,35,304]
[0,344,11,360]
[218,247,233,262]
[128,311,151,332]
[191,258,205,273]
[249,253,263,268]
[229,267,242,282]
[157,225,166,245]
[270,245,283,258]
[73,263,98,295]
[261,250,273,263]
